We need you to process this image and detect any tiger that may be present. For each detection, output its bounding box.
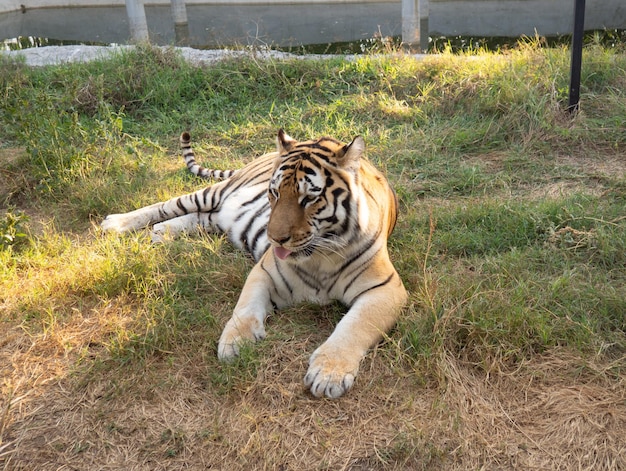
[101,130,408,398]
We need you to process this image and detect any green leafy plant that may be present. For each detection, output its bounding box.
[0,210,29,251]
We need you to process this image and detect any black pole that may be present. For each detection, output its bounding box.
[568,0,586,114]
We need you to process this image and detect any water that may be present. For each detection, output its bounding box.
[0,3,400,51]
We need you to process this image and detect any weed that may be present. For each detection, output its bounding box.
[0,210,29,251]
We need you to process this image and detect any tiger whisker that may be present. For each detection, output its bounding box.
[308,236,348,260]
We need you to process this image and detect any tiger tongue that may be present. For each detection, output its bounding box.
[274,246,292,260]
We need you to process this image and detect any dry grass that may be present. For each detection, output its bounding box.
[439,350,625,470]
[1,307,624,470]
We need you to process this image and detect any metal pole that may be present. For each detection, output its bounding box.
[568,0,586,114]
[125,0,149,43]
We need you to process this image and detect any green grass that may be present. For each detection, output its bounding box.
[0,41,625,469]
[2,42,625,366]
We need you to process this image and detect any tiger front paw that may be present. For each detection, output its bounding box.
[303,346,361,399]
[217,315,266,362]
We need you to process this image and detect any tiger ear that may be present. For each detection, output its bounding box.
[337,136,365,171]
[277,129,296,154]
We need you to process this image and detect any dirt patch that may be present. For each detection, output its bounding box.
[555,149,626,178]
[463,150,508,173]
[525,181,607,200]
[0,147,26,199]
[0,147,61,236]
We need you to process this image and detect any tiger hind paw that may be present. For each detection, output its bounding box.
[100,214,132,233]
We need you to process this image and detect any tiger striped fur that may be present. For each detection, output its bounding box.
[181,132,237,180]
[101,130,407,398]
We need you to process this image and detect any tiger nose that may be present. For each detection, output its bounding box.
[271,235,291,246]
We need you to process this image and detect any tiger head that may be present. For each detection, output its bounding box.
[267,130,364,260]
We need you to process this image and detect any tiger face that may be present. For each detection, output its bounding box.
[267,130,361,260]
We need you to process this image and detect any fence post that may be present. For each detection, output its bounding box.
[568,0,586,113]
[402,0,420,51]
[125,0,149,43]
[170,0,190,44]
